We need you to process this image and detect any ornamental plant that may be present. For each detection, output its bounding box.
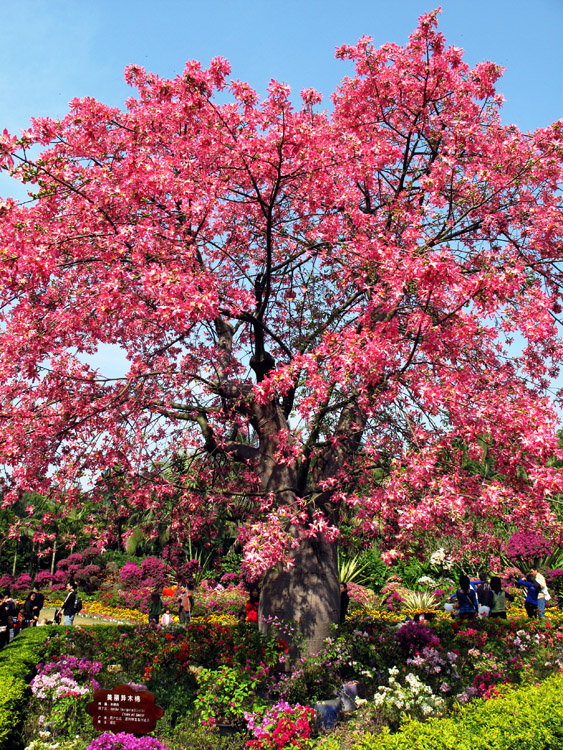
[1,10,562,651]
[372,666,446,729]
[85,734,171,750]
[28,657,103,742]
[504,532,554,566]
[195,665,264,728]
[245,701,316,750]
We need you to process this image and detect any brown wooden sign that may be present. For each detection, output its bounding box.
[86,684,164,734]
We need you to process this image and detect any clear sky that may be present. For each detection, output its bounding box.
[0,1,561,380]
[1,0,561,144]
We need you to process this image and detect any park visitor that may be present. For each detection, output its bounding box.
[340,582,350,622]
[61,582,78,626]
[531,567,550,620]
[476,570,493,617]
[177,585,193,625]
[515,573,540,618]
[489,576,515,619]
[245,587,259,623]
[22,592,37,628]
[148,589,163,624]
[160,607,174,626]
[31,583,45,621]
[454,574,478,620]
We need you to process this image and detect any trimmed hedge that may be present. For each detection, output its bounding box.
[0,627,56,750]
[354,672,563,750]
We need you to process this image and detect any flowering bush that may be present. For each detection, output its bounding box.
[33,570,53,587]
[119,562,143,589]
[14,572,33,591]
[395,621,441,656]
[75,564,102,592]
[28,657,103,742]
[85,733,171,750]
[0,573,14,589]
[246,701,316,749]
[372,666,446,728]
[504,532,553,565]
[141,556,171,588]
[195,665,263,727]
[546,568,563,595]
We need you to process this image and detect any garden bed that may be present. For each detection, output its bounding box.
[1,606,562,750]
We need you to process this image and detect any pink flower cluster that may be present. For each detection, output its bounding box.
[246,701,316,750]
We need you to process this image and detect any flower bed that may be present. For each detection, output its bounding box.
[1,604,559,750]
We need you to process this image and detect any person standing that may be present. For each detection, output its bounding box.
[148,589,163,624]
[476,571,493,617]
[489,576,515,619]
[31,584,45,622]
[531,567,549,621]
[245,588,259,624]
[177,585,193,625]
[22,592,37,628]
[515,573,540,618]
[0,593,11,648]
[61,583,78,626]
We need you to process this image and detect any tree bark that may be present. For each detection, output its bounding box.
[259,534,340,655]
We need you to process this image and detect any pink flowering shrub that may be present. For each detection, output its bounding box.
[119,562,143,589]
[141,556,171,588]
[85,734,171,750]
[67,552,84,565]
[504,532,553,564]
[34,570,54,587]
[75,564,102,592]
[246,702,316,749]
[13,573,32,591]
[0,574,14,589]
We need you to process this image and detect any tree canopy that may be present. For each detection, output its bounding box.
[0,12,562,633]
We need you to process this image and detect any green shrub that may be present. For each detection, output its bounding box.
[354,672,563,749]
[0,627,55,750]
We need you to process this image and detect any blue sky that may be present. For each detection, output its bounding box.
[1,0,561,144]
[0,1,561,379]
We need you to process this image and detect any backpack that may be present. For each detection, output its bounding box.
[74,596,83,615]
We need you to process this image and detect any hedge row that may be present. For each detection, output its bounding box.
[0,627,56,750]
[352,672,563,750]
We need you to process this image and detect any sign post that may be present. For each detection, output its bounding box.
[86,684,164,735]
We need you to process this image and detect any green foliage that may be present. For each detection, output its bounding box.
[195,665,263,727]
[352,672,563,749]
[164,718,248,750]
[148,662,198,730]
[357,546,389,591]
[0,627,55,750]
[391,557,429,589]
[338,551,370,585]
[399,591,438,611]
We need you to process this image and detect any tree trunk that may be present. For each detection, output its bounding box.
[50,539,57,575]
[259,535,340,655]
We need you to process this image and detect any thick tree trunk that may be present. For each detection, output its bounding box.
[258,535,340,655]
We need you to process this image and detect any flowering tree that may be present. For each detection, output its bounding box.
[0,11,562,646]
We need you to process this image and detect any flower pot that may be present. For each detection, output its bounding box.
[314,698,341,730]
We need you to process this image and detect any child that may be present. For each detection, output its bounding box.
[161,607,174,626]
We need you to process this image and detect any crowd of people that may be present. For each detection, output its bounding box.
[448,568,551,621]
[0,583,46,648]
[0,581,83,648]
